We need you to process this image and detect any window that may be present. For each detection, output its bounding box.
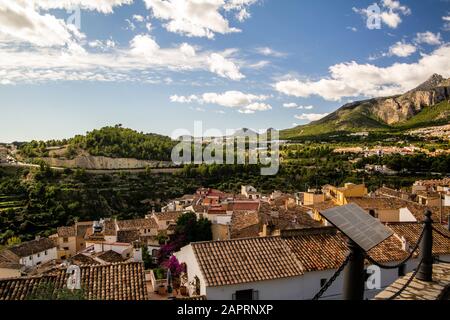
[398,264,406,277]
[44,250,48,255]
[233,289,258,301]
[63,247,69,251]
[63,237,68,243]
[37,253,40,258]
[320,278,328,287]
[29,256,32,261]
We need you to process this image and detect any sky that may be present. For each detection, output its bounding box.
[1,0,450,142]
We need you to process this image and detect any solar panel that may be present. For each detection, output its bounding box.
[320,203,393,252]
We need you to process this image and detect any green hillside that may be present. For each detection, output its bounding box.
[19,125,177,161]
[281,100,450,140]
[281,100,389,139]
[394,101,450,130]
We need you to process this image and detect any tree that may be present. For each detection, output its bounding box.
[141,245,153,269]
[6,236,21,247]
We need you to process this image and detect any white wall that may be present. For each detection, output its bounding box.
[399,208,417,222]
[19,247,57,267]
[92,242,131,256]
[174,245,207,296]
[174,243,442,300]
[445,195,450,207]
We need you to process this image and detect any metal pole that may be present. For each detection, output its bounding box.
[343,239,366,300]
[416,210,433,282]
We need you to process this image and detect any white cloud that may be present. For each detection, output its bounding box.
[255,47,286,57]
[444,15,450,31]
[380,11,402,28]
[302,105,314,110]
[143,0,259,39]
[294,113,329,122]
[170,94,199,103]
[0,33,246,84]
[30,0,133,14]
[0,0,84,46]
[170,90,271,113]
[88,39,116,50]
[247,60,270,69]
[283,102,298,108]
[415,31,442,45]
[133,14,145,22]
[207,53,244,80]
[202,91,268,107]
[125,18,136,31]
[389,41,416,57]
[274,45,450,101]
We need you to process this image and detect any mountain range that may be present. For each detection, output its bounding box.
[280,74,450,139]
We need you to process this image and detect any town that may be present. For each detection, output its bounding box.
[1,178,449,300]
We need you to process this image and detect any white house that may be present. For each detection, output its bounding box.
[174,224,450,300]
[1,237,57,268]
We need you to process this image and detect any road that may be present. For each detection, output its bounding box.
[0,162,182,174]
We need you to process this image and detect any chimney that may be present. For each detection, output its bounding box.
[400,236,409,252]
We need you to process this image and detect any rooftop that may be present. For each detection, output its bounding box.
[230,210,260,239]
[116,218,158,231]
[0,262,148,300]
[189,223,441,287]
[152,211,184,221]
[374,263,450,300]
[6,238,56,258]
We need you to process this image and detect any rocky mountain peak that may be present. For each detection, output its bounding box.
[411,74,445,92]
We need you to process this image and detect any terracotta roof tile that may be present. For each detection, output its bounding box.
[0,262,148,300]
[388,223,450,256]
[192,237,304,287]
[116,218,157,231]
[57,226,76,237]
[153,211,184,221]
[230,210,260,239]
[189,223,441,287]
[96,250,126,264]
[69,253,100,266]
[6,238,56,258]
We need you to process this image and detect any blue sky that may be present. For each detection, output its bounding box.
[0,0,449,142]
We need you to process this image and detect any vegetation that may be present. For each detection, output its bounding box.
[1,141,448,244]
[19,125,176,161]
[158,212,212,263]
[280,100,450,140]
[355,153,450,173]
[26,282,86,300]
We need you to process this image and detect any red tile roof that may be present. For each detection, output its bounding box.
[0,262,148,300]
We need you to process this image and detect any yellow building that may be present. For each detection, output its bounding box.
[334,183,368,205]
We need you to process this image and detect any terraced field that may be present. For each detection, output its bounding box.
[0,194,26,212]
